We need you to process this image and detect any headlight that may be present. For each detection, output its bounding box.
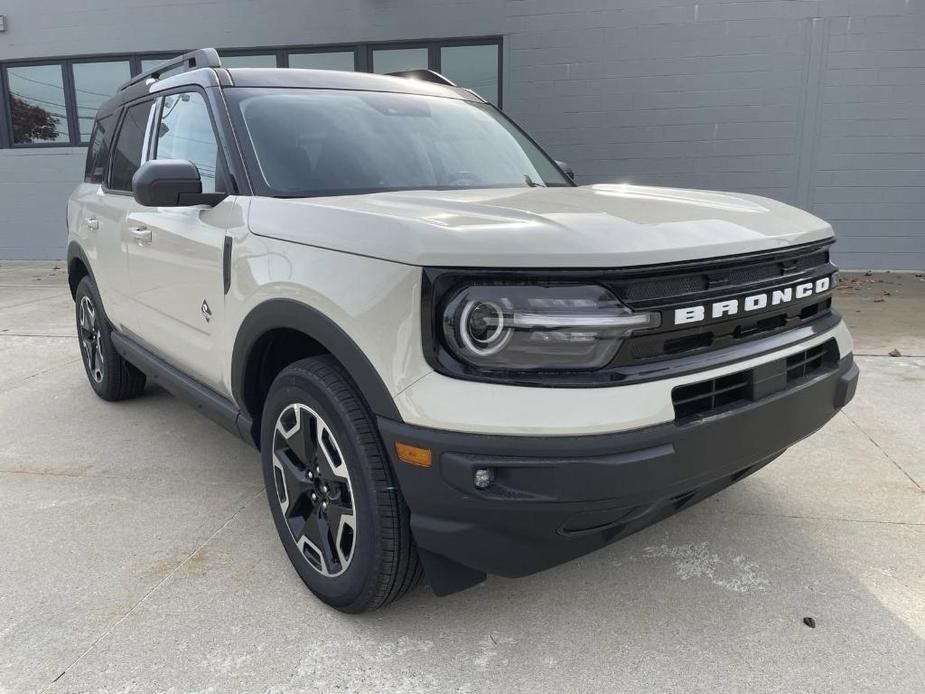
[441,284,659,371]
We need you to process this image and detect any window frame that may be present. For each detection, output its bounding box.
[285,45,364,71]
[368,43,433,75]
[2,60,73,148]
[0,66,10,149]
[84,112,116,183]
[216,51,282,69]
[150,86,232,194]
[0,37,502,149]
[436,40,503,106]
[104,96,157,195]
[70,57,133,144]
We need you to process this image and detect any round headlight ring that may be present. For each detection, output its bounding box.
[458,300,512,357]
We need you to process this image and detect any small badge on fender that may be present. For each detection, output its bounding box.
[201,299,212,323]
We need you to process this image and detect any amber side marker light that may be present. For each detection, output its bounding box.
[395,442,432,468]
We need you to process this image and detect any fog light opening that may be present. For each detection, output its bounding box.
[473,467,494,490]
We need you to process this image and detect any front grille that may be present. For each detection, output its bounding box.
[619,248,829,303]
[421,239,838,389]
[609,240,837,365]
[671,339,838,421]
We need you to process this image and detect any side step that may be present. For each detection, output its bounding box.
[110,332,256,447]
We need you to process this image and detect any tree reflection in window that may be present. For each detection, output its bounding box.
[10,95,58,143]
[7,64,69,143]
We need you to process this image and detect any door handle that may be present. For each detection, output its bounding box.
[129,226,152,244]
[85,217,99,231]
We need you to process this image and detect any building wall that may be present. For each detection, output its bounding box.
[0,0,923,269]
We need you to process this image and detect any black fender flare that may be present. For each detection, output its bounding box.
[231,298,403,426]
[66,240,96,299]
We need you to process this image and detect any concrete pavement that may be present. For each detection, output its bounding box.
[0,261,922,693]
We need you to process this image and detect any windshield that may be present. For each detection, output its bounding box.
[226,88,572,197]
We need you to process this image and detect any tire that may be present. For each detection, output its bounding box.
[75,276,147,401]
[261,355,422,612]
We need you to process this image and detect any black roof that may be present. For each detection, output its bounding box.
[95,48,481,119]
[224,67,478,101]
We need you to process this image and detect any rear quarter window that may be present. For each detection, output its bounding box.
[84,115,114,184]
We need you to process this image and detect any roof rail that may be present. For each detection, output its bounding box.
[118,48,222,92]
[386,69,458,87]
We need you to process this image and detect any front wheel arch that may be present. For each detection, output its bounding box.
[231,299,402,448]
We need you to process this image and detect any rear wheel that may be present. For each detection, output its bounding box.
[261,355,421,612]
[75,277,146,401]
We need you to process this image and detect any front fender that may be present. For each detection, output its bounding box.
[231,299,404,428]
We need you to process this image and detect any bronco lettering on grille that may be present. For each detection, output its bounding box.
[673,276,832,326]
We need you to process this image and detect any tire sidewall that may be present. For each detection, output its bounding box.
[261,368,385,610]
[75,277,118,397]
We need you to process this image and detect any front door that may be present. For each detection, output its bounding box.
[125,90,230,392]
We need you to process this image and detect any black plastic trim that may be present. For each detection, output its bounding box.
[377,353,858,588]
[110,331,256,447]
[231,299,403,433]
[66,241,96,299]
[222,236,233,294]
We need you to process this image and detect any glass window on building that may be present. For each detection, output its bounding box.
[6,64,70,144]
[220,54,277,68]
[372,47,428,74]
[155,92,223,193]
[288,51,356,71]
[73,61,131,142]
[440,44,499,106]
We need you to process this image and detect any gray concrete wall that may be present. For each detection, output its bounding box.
[0,0,923,269]
[0,149,85,259]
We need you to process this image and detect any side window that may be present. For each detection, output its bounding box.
[84,115,114,184]
[109,101,155,192]
[155,92,224,193]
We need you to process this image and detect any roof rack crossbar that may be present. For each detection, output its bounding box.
[118,48,222,92]
[386,69,458,87]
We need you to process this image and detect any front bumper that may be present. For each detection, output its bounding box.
[379,353,859,595]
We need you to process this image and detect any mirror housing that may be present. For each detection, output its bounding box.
[132,159,225,207]
[555,160,575,181]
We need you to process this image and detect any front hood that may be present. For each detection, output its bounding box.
[247,184,834,268]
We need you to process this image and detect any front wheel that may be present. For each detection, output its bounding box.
[261,356,421,612]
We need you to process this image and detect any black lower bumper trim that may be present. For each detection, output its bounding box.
[379,354,857,594]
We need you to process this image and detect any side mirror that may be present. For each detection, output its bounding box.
[555,160,575,181]
[132,159,225,207]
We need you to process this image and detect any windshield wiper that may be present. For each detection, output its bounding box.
[524,174,545,188]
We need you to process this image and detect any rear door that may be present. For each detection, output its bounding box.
[124,89,230,392]
[72,103,155,328]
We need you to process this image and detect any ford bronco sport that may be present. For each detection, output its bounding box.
[67,49,859,613]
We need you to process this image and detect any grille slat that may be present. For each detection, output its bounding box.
[616,247,831,304]
[671,340,838,421]
[786,344,827,382]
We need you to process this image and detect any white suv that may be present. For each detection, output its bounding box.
[67,49,859,612]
